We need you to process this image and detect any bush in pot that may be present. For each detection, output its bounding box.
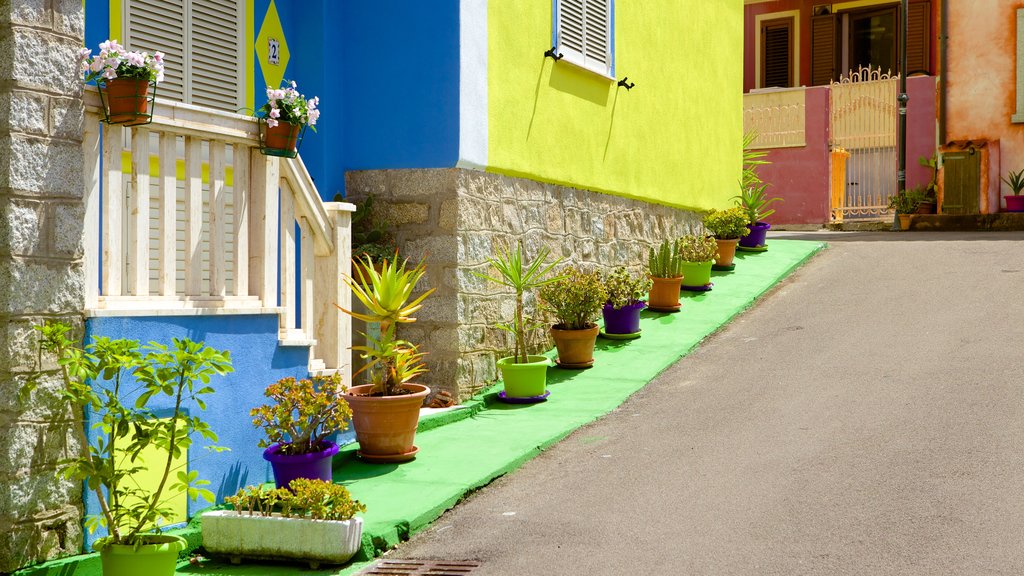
[734,183,782,249]
[647,239,685,311]
[678,232,720,291]
[338,255,435,462]
[24,322,232,576]
[703,207,750,269]
[539,267,608,368]
[601,267,651,338]
[203,478,366,568]
[473,241,564,398]
[888,187,928,230]
[251,374,352,488]
[1001,168,1024,212]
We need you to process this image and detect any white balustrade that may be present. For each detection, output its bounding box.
[82,87,353,380]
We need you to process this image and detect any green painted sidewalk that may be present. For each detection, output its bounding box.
[15,240,823,576]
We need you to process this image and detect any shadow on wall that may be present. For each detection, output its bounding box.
[548,62,610,106]
[215,461,251,503]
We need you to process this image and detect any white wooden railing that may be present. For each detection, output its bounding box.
[82,87,352,379]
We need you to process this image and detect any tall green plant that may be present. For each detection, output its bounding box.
[24,322,232,549]
[1002,168,1024,195]
[734,183,782,223]
[648,239,684,278]
[742,131,770,190]
[338,255,434,396]
[472,241,564,364]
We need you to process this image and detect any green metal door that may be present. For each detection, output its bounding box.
[942,149,980,215]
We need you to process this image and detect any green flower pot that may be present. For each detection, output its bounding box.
[99,535,186,576]
[680,261,713,288]
[497,355,550,398]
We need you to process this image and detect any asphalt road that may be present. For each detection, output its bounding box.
[389,232,1024,576]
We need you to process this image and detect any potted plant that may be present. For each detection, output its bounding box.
[78,39,164,126]
[916,155,939,214]
[678,232,719,291]
[251,374,352,488]
[539,267,608,368]
[888,188,927,230]
[703,207,751,270]
[257,79,321,158]
[203,478,366,568]
[600,267,650,339]
[473,242,563,399]
[337,256,434,462]
[1001,168,1024,212]
[647,239,685,312]
[25,322,232,576]
[734,183,782,250]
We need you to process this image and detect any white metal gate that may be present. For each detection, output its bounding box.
[830,67,899,220]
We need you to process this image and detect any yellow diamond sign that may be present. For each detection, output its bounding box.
[256,0,289,91]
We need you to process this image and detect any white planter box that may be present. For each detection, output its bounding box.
[202,510,363,568]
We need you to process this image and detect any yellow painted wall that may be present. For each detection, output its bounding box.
[487,1,744,211]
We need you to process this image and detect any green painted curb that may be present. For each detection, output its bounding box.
[14,240,823,576]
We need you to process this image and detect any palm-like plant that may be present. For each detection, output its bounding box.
[338,255,435,396]
[473,241,564,364]
[742,131,769,190]
[734,182,782,223]
[1002,168,1024,195]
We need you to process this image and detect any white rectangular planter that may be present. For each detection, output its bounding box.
[202,510,363,568]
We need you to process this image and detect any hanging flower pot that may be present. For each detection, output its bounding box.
[256,80,320,159]
[78,39,163,127]
[99,78,156,126]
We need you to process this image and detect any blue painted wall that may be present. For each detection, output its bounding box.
[81,314,355,547]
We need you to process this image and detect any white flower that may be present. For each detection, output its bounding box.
[266,118,279,128]
[102,68,117,80]
[269,108,280,119]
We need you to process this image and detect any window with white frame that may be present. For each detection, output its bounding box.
[555,0,614,78]
[124,0,245,112]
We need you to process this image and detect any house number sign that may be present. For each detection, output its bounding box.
[268,38,280,65]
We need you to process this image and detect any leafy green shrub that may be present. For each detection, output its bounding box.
[539,267,608,330]
[24,322,232,549]
[648,239,684,278]
[677,233,719,263]
[603,267,651,310]
[888,187,928,214]
[250,374,352,456]
[225,478,366,521]
[703,207,751,239]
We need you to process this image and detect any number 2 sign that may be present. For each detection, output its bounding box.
[268,38,280,65]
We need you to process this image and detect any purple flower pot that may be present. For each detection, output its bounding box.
[602,301,646,335]
[739,221,771,248]
[263,441,339,489]
[1006,195,1024,212]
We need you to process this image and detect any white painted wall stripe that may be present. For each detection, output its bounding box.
[457,0,488,170]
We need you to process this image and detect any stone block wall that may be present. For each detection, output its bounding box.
[0,0,87,571]
[346,168,701,400]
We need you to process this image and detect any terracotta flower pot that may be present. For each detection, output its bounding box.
[102,77,151,125]
[714,238,739,267]
[263,121,301,152]
[647,275,683,311]
[345,383,429,463]
[550,324,599,368]
[898,214,912,230]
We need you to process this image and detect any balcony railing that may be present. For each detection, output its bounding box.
[82,87,352,378]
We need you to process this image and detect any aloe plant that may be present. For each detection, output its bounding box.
[338,255,435,396]
[648,239,684,278]
[1002,168,1024,195]
[473,241,564,364]
[734,182,782,223]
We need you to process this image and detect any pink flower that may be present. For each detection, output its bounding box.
[77,48,92,60]
[266,118,279,128]
[102,68,117,80]
[90,59,105,73]
[269,108,280,119]
[153,51,164,63]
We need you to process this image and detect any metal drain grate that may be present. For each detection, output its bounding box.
[358,559,481,575]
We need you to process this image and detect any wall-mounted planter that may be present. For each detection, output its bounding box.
[202,511,363,569]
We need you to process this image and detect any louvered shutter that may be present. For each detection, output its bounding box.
[811,13,838,86]
[191,0,243,111]
[125,0,187,102]
[125,0,242,111]
[557,0,613,77]
[905,2,931,75]
[761,19,793,88]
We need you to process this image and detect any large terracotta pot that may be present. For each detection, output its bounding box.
[550,324,599,368]
[714,238,739,267]
[898,214,912,230]
[102,77,151,125]
[99,534,186,576]
[647,275,683,311]
[346,383,429,463]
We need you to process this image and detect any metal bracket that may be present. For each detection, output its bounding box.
[544,47,563,61]
[617,77,635,90]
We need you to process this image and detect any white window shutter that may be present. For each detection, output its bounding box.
[557,0,613,77]
[125,0,187,102]
[125,0,243,112]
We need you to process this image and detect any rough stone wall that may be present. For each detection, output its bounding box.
[0,0,87,571]
[346,168,700,401]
